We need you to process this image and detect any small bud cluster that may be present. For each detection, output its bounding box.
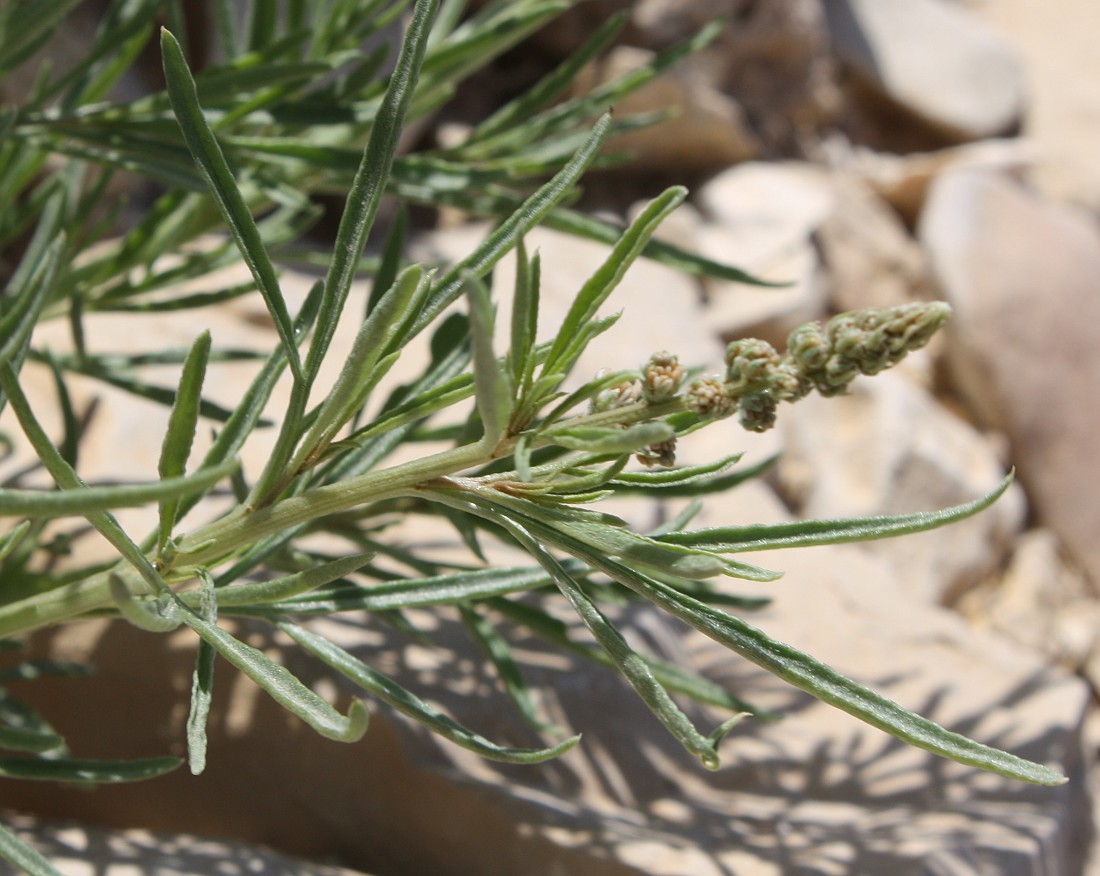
[594,304,949,465]
[684,375,736,420]
[684,302,949,434]
[590,371,643,413]
[788,302,951,397]
[642,351,685,403]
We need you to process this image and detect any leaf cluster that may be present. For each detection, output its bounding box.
[0,2,1064,873]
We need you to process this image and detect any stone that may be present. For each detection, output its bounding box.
[574,45,760,171]
[695,162,834,347]
[772,367,1027,604]
[513,0,837,156]
[958,529,1100,674]
[814,174,928,312]
[846,138,1034,227]
[823,0,1027,141]
[966,0,1100,212]
[630,0,840,155]
[919,167,1100,589]
[0,816,371,876]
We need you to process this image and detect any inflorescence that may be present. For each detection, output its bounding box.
[592,303,951,467]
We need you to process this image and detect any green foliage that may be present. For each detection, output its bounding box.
[0,1,1064,871]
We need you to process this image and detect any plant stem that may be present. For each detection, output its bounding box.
[0,397,687,640]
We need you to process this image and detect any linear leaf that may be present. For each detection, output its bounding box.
[550,529,1067,787]
[464,270,513,449]
[177,607,369,743]
[257,563,561,615]
[543,186,686,376]
[489,597,772,717]
[307,0,441,380]
[0,755,181,783]
[0,726,64,754]
[0,459,239,518]
[0,818,64,876]
[157,330,211,549]
[279,620,579,764]
[543,422,673,454]
[291,266,430,472]
[198,552,374,608]
[186,571,217,775]
[659,476,1014,552]
[160,27,302,381]
[409,112,613,338]
[500,516,733,769]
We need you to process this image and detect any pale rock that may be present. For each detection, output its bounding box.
[695,162,834,346]
[919,167,1100,589]
[629,0,839,154]
[773,368,1026,604]
[575,45,760,171]
[0,817,370,876]
[959,529,1100,673]
[526,0,837,155]
[848,138,1034,227]
[814,175,928,312]
[967,0,1100,211]
[823,0,1027,141]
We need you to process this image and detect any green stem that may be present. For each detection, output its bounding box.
[0,397,688,640]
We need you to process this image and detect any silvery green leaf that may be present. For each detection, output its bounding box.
[543,422,673,454]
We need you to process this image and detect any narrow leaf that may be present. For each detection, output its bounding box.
[564,537,1067,787]
[0,459,239,518]
[0,755,181,783]
[158,330,211,549]
[544,422,673,454]
[409,112,613,337]
[464,270,513,449]
[542,187,686,376]
[260,562,562,614]
[500,516,728,769]
[177,607,369,743]
[160,28,302,381]
[660,476,1014,552]
[280,621,579,764]
[0,726,64,754]
[186,571,217,775]
[0,818,64,876]
[307,0,441,380]
[200,552,374,608]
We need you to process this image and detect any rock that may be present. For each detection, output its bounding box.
[575,45,760,171]
[695,162,834,347]
[773,367,1027,604]
[919,167,1100,590]
[631,0,840,154]
[966,0,1100,212]
[823,0,1027,142]
[958,529,1100,674]
[0,816,371,876]
[814,174,928,312]
[519,0,837,156]
[847,138,1034,227]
